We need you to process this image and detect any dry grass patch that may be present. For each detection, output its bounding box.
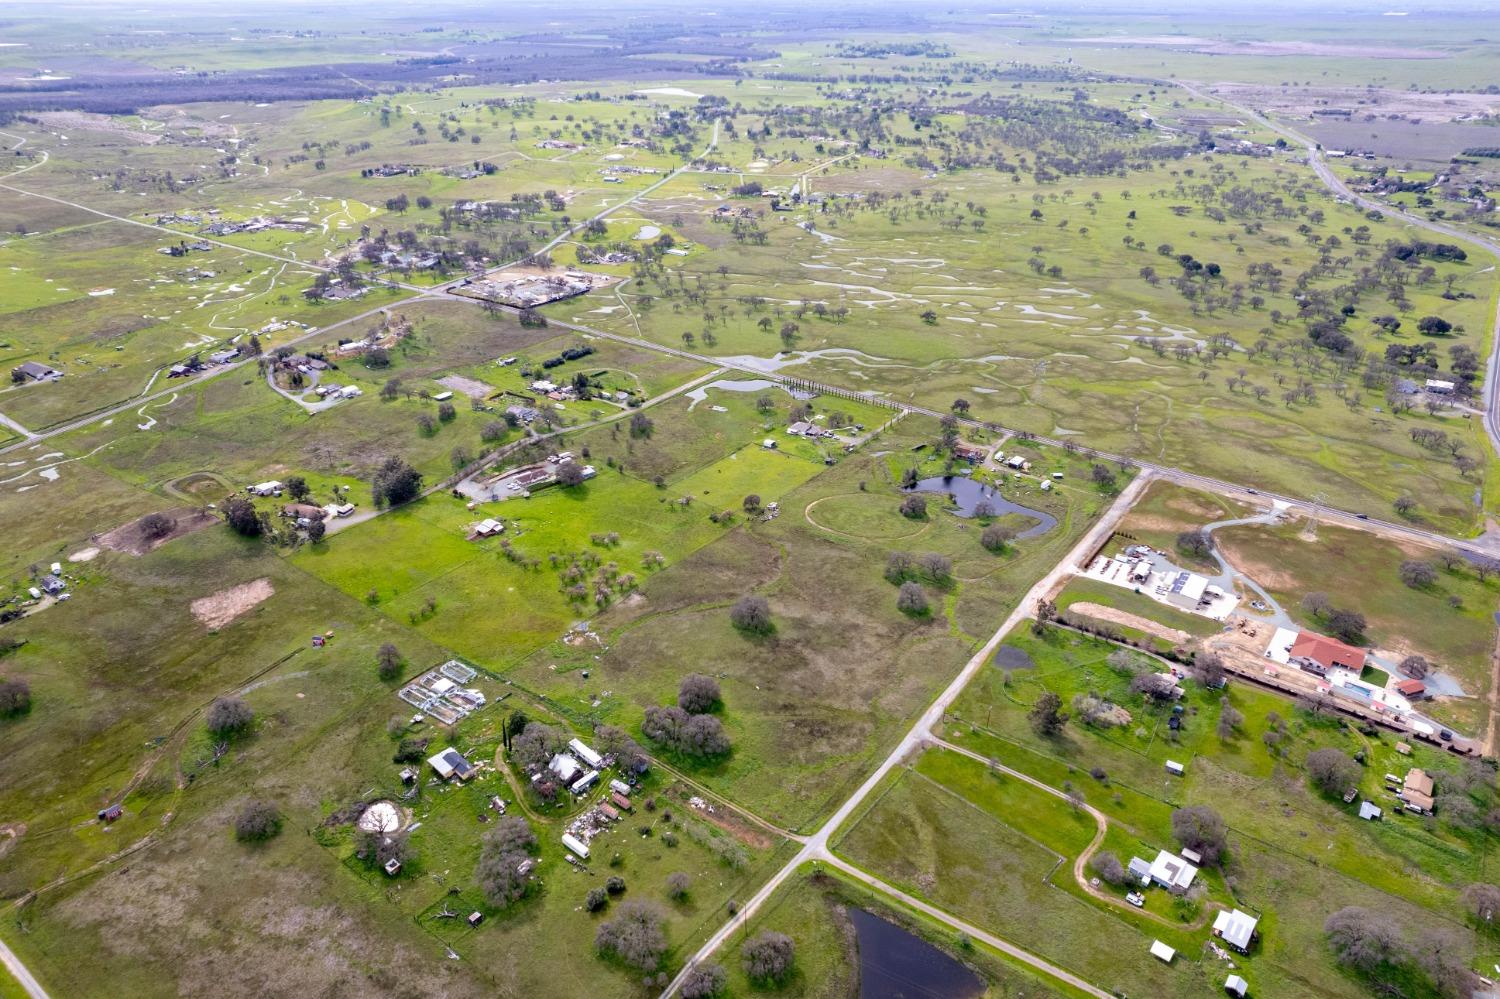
[191,578,274,630]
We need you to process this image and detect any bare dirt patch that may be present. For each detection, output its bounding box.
[191,578,274,630]
[437,374,495,399]
[97,507,218,556]
[34,110,164,143]
[1069,602,1192,645]
[1214,539,1300,592]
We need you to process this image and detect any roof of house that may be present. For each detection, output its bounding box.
[548,753,582,783]
[1127,856,1152,880]
[1394,678,1425,697]
[1148,849,1198,890]
[428,748,473,778]
[1290,631,1366,671]
[15,361,59,378]
[1213,908,1259,951]
[1404,769,1434,797]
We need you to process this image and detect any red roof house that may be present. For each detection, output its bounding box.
[1289,632,1366,674]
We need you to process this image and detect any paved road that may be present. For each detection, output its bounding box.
[661,474,1150,997]
[1175,80,1500,463]
[0,936,48,999]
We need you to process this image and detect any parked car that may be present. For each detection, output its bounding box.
[1126,891,1145,908]
[1440,729,1454,741]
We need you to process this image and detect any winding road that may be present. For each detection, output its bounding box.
[661,474,1150,997]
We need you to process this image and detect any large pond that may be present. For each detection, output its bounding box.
[850,908,985,999]
[905,476,1057,539]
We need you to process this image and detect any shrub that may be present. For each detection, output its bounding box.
[1399,559,1437,589]
[680,963,727,999]
[586,887,608,912]
[206,696,254,737]
[896,581,929,615]
[376,642,403,682]
[223,496,262,537]
[729,595,772,633]
[981,523,1015,552]
[677,674,721,714]
[140,511,176,540]
[595,900,666,971]
[666,871,691,900]
[1306,748,1360,796]
[899,494,927,519]
[1090,850,1126,885]
[1171,805,1227,864]
[477,817,537,908]
[233,799,281,841]
[0,678,31,717]
[1176,530,1212,559]
[606,875,626,895]
[742,930,795,983]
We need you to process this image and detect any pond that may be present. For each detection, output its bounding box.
[905,476,1057,539]
[850,908,985,999]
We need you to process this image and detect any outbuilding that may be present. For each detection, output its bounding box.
[1150,940,1175,964]
[561,833,590,860]
[1224,974,1249,997]
[1212,908,1260,954]
[428,748,476,782]
[1359,800,1382,821]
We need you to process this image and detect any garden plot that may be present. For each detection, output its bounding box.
[398,661,487,724]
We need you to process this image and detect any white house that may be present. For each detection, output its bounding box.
[548,753,583,786]
[1148,849,1198,891]
[1212,908,1259,954]
[569,738,603,768]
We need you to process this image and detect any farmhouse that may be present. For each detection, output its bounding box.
[548,753,583,786]
[1147,849,1198,891]
[1211,908,1260,954]
[953,442,987,463]
[428,748,476,782]
[568,737,603,768]
[1425,379,1455,394]
[473,518,504,538]
[1400,769,1435,814]
[1287,631,1365,677]
[323,502,355,518]
[248,481,283,497]
[12,361,62,383]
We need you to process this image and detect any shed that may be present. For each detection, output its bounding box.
[433,391,454,402]
[609,778,632,796]
[1224,974,1249,997]
[599,803,620,821]
[611,791,632,811]
[1150,940,1175,963]
[1359,801,1382,821]
[467,911,484,927]
[384,858,402,876]
[1165,760,1185,776]
[1180,847,1202,865]
[1394,678,1425,698]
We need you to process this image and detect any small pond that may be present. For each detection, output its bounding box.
[905,476,1057,539]
[850,908,985,999]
